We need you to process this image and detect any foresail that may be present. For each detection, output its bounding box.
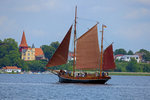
[46,25,72,67]
[102,44,116,70]
[76,24,100,69]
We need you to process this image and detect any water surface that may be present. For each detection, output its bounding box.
[0,74,150,100]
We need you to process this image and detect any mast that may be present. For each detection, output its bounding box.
[100,24,106,76]
[73,6,77,77]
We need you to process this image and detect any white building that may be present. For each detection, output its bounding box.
[114,54,124,60]
[115,55,140,63]
[68,52,74,61]
[2,66,21,73]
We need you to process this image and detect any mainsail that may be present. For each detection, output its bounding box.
[46,25,72,67]
[76,24,101,69]
[102,44,116,70]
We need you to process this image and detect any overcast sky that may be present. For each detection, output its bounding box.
[0,0,150,52]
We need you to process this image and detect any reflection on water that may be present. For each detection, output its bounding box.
[0,74,150,100]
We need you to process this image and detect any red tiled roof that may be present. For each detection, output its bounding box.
[2,66,21,69]
[114,54,124,59]
[35,48,44,56]
[28,48,32,50]
[19,31,28,47]
[69,52,74,57]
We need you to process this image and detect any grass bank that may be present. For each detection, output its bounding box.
[109,72,150,76]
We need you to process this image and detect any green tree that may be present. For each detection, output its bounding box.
[50,41,59,49]
[126,58,141,72]
[3,38,18,51]
[18,59,29,71]
[142,63,150,72]
[114,48,127,55]
[26,60,46,72]
[127,50,134,55]
[114,60,128,72]
[41,45,55,59]
[0,38,21,67]
[137,49,150,61]
[41,41,60,60]
[0,42,8,58]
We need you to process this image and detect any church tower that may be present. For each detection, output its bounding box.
[19,31,28,52]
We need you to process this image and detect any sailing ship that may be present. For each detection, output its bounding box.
[46,6,116,84]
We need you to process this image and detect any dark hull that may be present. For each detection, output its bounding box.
[58,75,110,84]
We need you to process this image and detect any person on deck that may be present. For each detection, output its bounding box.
[102,72,104,77]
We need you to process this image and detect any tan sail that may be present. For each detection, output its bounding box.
[102,44,116,70]
[76,24,100,69]
[46,25,72,67]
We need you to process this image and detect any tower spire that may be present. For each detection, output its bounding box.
[19,31,28,52]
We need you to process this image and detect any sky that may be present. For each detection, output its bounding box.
[0,0,150,52]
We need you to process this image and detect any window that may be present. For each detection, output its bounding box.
[28,57,30,59]
[136,57,138,59]
[24,53,26,56]
[28,53,30,56]
[23,57,25,60]
[127,57,129,59]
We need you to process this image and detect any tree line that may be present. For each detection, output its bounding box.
[114,48,150,72]
[114,58,150,72]
[0,38,150,72]
[114,48,150,62]
[0,38,60,72]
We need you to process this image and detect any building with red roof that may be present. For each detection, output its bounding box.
[19,31,45,61]
[21,47,45,61]
[114,54,124,60]
[68,51,75,61]
[2,66,21,73]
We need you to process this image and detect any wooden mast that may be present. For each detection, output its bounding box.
[100,24,106,77]
[73,6,77,77]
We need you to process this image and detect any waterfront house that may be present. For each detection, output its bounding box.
[121,55,140,63]
[114,54,124,60]
[114,54,141,63]
[2,66,21,73]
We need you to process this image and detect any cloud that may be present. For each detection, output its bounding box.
[0,16,19,41]
[0,16,7,26]
[91,6,116,13]
[30,29,47,37]
[113,22,150,51]
[15,0,57,12]
[116,23,150,40]
[137,0,150,5]
[124,8,150,19]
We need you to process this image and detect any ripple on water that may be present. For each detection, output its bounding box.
[0,74,150,100]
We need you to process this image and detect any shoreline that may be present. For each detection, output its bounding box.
[1,71,150,76]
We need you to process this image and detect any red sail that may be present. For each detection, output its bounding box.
[76,24,100,69]
[46,25,72,67]
[102,44,116,70]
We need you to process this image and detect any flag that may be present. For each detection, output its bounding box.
[103,25,107,28]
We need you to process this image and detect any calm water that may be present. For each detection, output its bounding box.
[0,74,150,100]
